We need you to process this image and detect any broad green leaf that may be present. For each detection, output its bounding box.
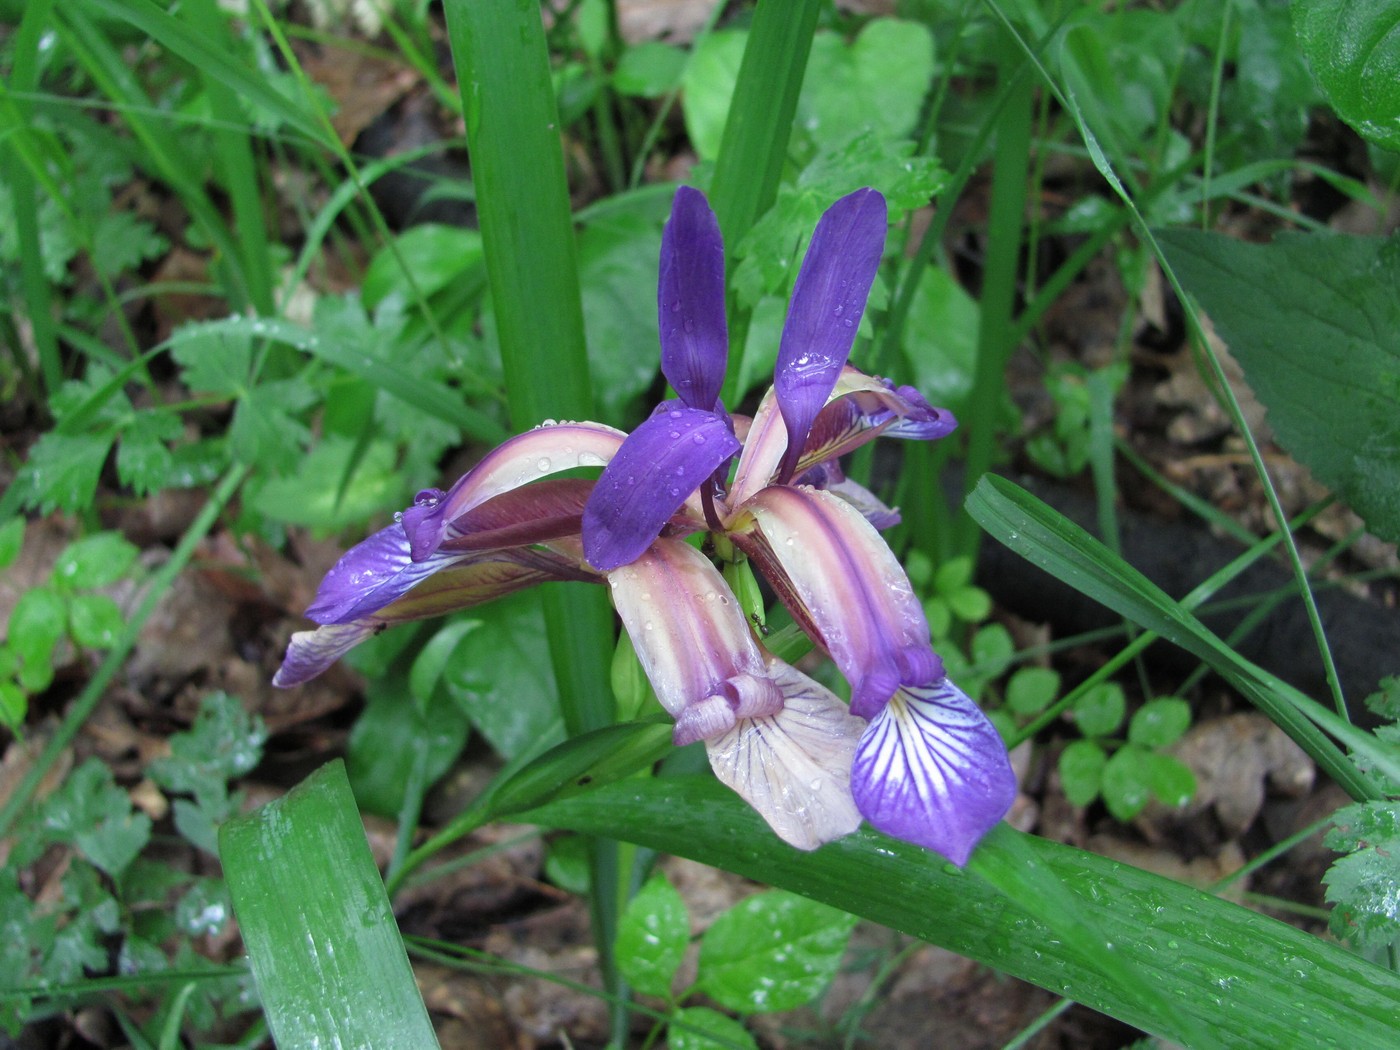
[526,776,1400,1047]
[1059,739,1106,807]
[16,431,114,514]
[347,680,470,819]
[116,410,182,495]
[901,265,979,413]
[697,890,856,1014]
[1101,745,1152,822]
[1129,698,1192,748]
[1293,0,1400,152]
[219,761,439,1050]
[614,42,687,98]
[681,31,748,162]
[1073,682,1126,738]
[438,591,562,759]
[1158,229,1400,543]
[67,593,123,649]
[615,873,690,998]
[669,1006,758,1050]
[1006,667,1060,716]
[52,532,139,590]
[8,587,66,675]
[0,519,23,570]
[362,224,484,308]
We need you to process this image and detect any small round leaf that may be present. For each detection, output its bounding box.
[1006,667,1061,716]
[1074,682,1126,738]
[1059,740,1107,808]
[1128,697,1192,749]
[1101,745,1152,822]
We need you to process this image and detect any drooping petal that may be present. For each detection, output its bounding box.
[274,621,382,687]
[437,478,592,553]
[304,523,472,624]
[774,188,887,483]
[583,404,741,571]
[277,557,572,687]
[851,679,1016,865]
[659,187,728,412]
[606,539,779,734]
[705,658,865,850]
[404,421,626,560]
[731,485,940,719]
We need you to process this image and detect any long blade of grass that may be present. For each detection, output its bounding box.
[439,0,622,1031]
[220,761,439,1049]
[965,475,1384,799]
[526,775,1400,1048]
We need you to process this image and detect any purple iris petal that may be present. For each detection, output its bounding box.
[274,621,381,687]
[304,523,469,625]
[582,403,741,571]
[659,187,728,412]
[774,188,888,483]
[851,679,1017,865]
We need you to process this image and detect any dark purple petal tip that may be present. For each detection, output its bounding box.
[401,488,448,561]
[851,678,1016,865]
[775,188,888,481]
[582,404,741,571]
[659,187,728,412]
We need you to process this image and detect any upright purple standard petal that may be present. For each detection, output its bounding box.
[659,187,728,411]
[851,679,1016,865]
[582,403,741,571]
[774,188,888,482]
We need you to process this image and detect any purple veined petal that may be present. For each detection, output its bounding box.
[605,538,771,732]
[774,188,888,483]
[704,656,865,851]
[404,421,626,560]
[437,478,592,552]
[304,523,472,624]
[583,405,741,571]
[659,187,728,412]
[273,621,382,687]
[851,678,1016,865]
[278,556,580,687]
[797,369,957,471]
[731,485,941,719]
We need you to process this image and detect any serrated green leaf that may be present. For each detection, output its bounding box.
[669,1006,758,1050]
[67,593,124,649]
[362,224,484,309]
[228,377,316,473]
[250,436,408,528]
[1364,676,1400,721]
[1059,740,1107,807]
[116,410,184,495]
[17,430,115,514]
[170,324,251,395]
[90,209,167,279]
[1101,745,1152,822]
[616,874,690,998]
[1128,698,1192,748]
[698,890,856,1014]
[1324,801,1400,950]
[1293,0,1400,152]
[149,691,267,792]
[1006,667,1060,716]
[1074,682,1126,738]
[614,41,687,98]
[1158,229,1400,543]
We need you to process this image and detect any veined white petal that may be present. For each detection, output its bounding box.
[705,660,864,851]
[851,679,1015,865]
[273,621,381,687]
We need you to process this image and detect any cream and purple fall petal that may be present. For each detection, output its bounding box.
[850,679,1017,865]
[732,485,941,719]
[704,658,865,851]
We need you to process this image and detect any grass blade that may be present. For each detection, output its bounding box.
[220,761,440,1050]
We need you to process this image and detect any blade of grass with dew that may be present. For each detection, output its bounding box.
[526,775,1400,1048]
[440,1,623,1034]
[3,0,60,394]
[709,0,822,405]
[965,474,1386,799]
[981,0,1350,722]
[220,761,439,1049]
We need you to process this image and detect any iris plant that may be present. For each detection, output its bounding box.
[276,187,1015,864]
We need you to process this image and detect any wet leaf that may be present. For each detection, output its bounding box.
[1325,801,1400,950]
[669,1007,757,1050]
[616,873,689,998]
[697,890,855,1014]
[1129,698,1192,748]
[1294,0,1400,152]
[1059,740,1107,807]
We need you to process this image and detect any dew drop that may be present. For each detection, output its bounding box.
[536,457,552,471]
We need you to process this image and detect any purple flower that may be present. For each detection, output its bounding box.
[276,186,1014,863]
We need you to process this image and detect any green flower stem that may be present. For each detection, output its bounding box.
[441,2,622,1037]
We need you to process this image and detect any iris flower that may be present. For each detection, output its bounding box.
[276,186,1014,864]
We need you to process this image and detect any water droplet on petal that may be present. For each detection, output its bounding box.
[692,433,706,444]
[536,457,552,471]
